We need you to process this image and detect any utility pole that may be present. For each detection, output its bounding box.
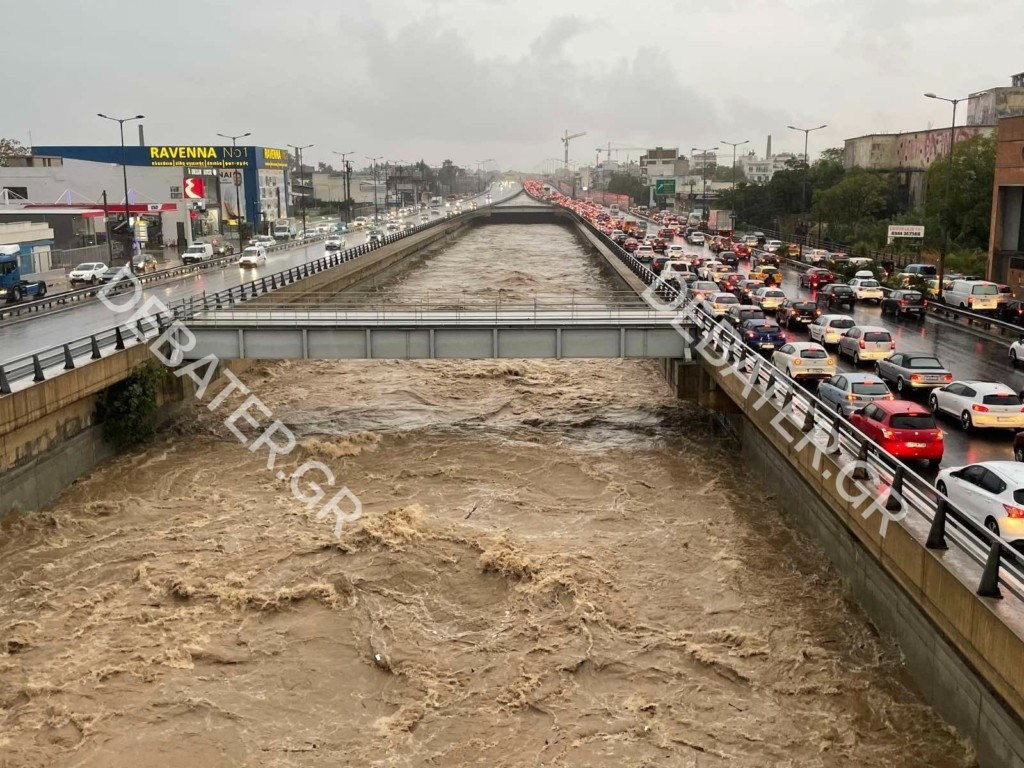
[925,92,965,300]
[366,155,383,222]
[333,150,354,224]
[218,131,251,247]
[288,143,314,235]
[721,139,749,233]
[102,190,113,263]
[97,112,144,262]
[787,123,827,231]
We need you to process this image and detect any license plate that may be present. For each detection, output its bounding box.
[761,343,774,349]
[998,416,1018,423]
[805,368,828,374]
[906,442,927,448]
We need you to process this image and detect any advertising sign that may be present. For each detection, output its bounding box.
[183,176,205,199]
[887,225,925,244]
[655,178,676,195]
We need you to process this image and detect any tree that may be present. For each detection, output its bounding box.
[0,138,28,167]
[606,172,647,203]
[925,134,996,251]
[712,164,746,183]
[811,169,889,237]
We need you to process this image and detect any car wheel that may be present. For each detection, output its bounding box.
[1015,446,1024,463]
[985,518,1000,537]
[11,287,21,302]
[928,394,939,413]
[837,403,845,417]
[90,276,98,285]
[897,378,905,394]
[895,308,901,319]
[37,282,46,297]
[936,480,947,495]
[1012,349,1019,367]
[961,411,973,431]
[854,351,861,366]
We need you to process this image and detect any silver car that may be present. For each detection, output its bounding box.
[874,352,953,395]
[817,372,894,416]
[837,325,894,365]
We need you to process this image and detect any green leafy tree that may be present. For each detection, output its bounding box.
[606,172,647,204]
[96,361,166,449]
[812,169,889,237]
[0,138,28,167]
[925,134,996,251]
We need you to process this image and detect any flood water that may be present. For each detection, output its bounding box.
[0,220,975,766]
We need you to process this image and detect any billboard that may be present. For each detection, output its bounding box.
[655,178,676,195]
[888,224,925,243]
[33,145,290,170]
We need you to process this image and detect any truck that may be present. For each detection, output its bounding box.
[707,209,735,235]
[0,245,48,303]
[272,219,297,241]
[181,242,214,264]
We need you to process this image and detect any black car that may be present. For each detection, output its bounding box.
[880,289,926,319]
[212,242,235,257]
[815,284,856,311]
[719,252,739,268]
[999,299,1024,325]
[733,279,765,303]
[752,251,780,268]
[776,299,820,329]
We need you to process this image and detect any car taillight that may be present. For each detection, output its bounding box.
[858,340,866,349]
[746,332,755,338]
[910,374,922,382]
[923,300,929,306]
[1003,503,1024,519]
[968,296,974,305]
[943,374,953,382]
[794,359,802,366]
[826,358,834,365]
[846,394,858,402]
[936,431,944,440]
[881,429,895,439]
[885,394,895,400]
[899,299,905,306]
[972,404,990,412]
[890,340,896,350]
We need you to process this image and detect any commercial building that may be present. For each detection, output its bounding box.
[987,115,1024,285]
[737,152,798,185]
[639,148,691,207]
[1,144,293,248]
[967,72,1024,126]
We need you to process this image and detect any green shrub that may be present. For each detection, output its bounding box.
[96,361,166,449]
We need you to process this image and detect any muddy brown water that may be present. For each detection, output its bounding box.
[0,223,974,766]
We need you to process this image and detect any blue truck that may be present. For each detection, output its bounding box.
[0,245,48,303]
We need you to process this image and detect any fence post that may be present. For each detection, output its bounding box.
[977,541,1004,599]
[63,344,75,370]
[852,439,870,480]
[32,355,45,382]
[0,366,9,395]
[802,400,816,432]
[90,336,102,360]
[114,327,126,350]
[926,498,949,550]
[885,466,905,513]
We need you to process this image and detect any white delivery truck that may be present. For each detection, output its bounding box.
[272,219,297,241]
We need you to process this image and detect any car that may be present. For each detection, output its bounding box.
[718,252,739,269]
[661,260,694,281]
[652,238,668,254]
[238,245,267,268]
[817,372,894,416]
[687,232,705,246]
[837,325,894,365]
[929,381,1024,431]
[250,235,276,248]
[740,318,786,353]
[732,242,751,259]
[386,222,401,232]
[752,286,786,313]
[874,353,953,395]
[701,291,740,318]
[765,239,783,253]
[815,283,856,311]
[430,210,441,218]
[772,342,836,382]
[131,253,159,274]
[325,236,346,251]
[727,305,766,327]
[635,244,655,263]
[68,262,108,285]
[945,279,1001,313]
[623,238,639,252]
[666,244,686,260]
[718,271,742,292]
[787,243,802,258]
[803,248,831,265]
[734,279,765,303]
[368,229,385,244]
[808,314,856,346]
[212,242,235,257]
[847,277,884,302]
[935,462,1024,544]
[1010,337,1024,367]
[419,214,429,223]
[651,255,671,274]
[851,400,944,468]
[750,265,782,285]
[999,300,1024,325]
[800,267,834,289]
[687,280,720,303]
[880,289,927,319]
[776,299,820,329]
[698,260,722,280]
[753,250,781,267]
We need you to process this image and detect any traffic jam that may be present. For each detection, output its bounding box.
[524,179,1024,548]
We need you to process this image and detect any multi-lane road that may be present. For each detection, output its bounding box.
[0,187,509,361]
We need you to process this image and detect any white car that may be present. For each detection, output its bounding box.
[634,245,655,263]
[935,462,1024,543]
[837,325,894,365]
[808,314,856,346]
[698,260,723,280]
[688,232,705,245]
[1010,338,1024,366]
[772,342,836,381]
[764,239,783,253]
[752,287,786,312]
[702,291,740,318]
[929,381,1024,431]
[847,277,884,302]
[666,244,685,259]
[325,236,346,251]
[68,262,108,285]
[251,235,276,248]
[238,245,267,268]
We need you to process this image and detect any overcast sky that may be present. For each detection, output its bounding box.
[5,0,1021,171]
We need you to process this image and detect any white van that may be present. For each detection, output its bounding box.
[181,242,214,264]
[945,279,999,312]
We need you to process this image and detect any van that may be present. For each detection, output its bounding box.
[945,279,1000,312]
[904,263,937,277]
[181,242,214,264]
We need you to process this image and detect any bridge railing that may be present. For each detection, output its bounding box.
[523,181,1024,601]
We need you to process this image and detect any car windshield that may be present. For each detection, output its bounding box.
[890,414,935,429]
[972,285,998,295]
[715,295,738,304]
[765,290,785,298]
[829,318,855,329]
[75,263,100,270]
[800,349,827,359]
[982,394,1022,406]
[184,246,205,253]
[859,280,879,287]
[794,302,816,310]
[864,332,891,342]
[906,357,943,369]
[852,382,890,395]
[832,286,853,293]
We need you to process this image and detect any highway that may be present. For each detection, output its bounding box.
[0,187,507,361]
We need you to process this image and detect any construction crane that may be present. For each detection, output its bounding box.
[561,129,586,173]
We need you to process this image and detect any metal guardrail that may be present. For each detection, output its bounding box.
[0,188,523,393]
[0,235,332,323]
[526,184,1024,602]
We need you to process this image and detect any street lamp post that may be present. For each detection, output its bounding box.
[721,139,749,233]
[474,159,494,194]
[366,156,383,222]
[925,92,966,300]
[691,146,718,223]
[333,151,354,223]
[787,123,827,232]
[97,113,144,263]
[217,131,251,246]
[287,143,314,236]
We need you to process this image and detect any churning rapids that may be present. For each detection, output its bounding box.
[0,221,973,766]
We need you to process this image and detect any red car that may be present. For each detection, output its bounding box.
[659,228,676,240]
[800,268,835,289]
[652,238,667,253]
[732,242,751,259]
[623,238,639,252]
[849,400,944,468]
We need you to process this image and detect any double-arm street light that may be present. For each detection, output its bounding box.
[925,92,967,299]
[217,131,250,242]
[287,143,314,235]
[97,112,144,261]
[366,155,383,222]
[691,146,718,222]
[333,151,354,224]
[787,123,827,225]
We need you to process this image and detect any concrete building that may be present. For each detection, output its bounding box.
[640,148,691,206]
[690,151,718,171]
[987,115,1024,285]
[736,152,798,185]
[967,72,1024,126]
[0,220,54,275]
